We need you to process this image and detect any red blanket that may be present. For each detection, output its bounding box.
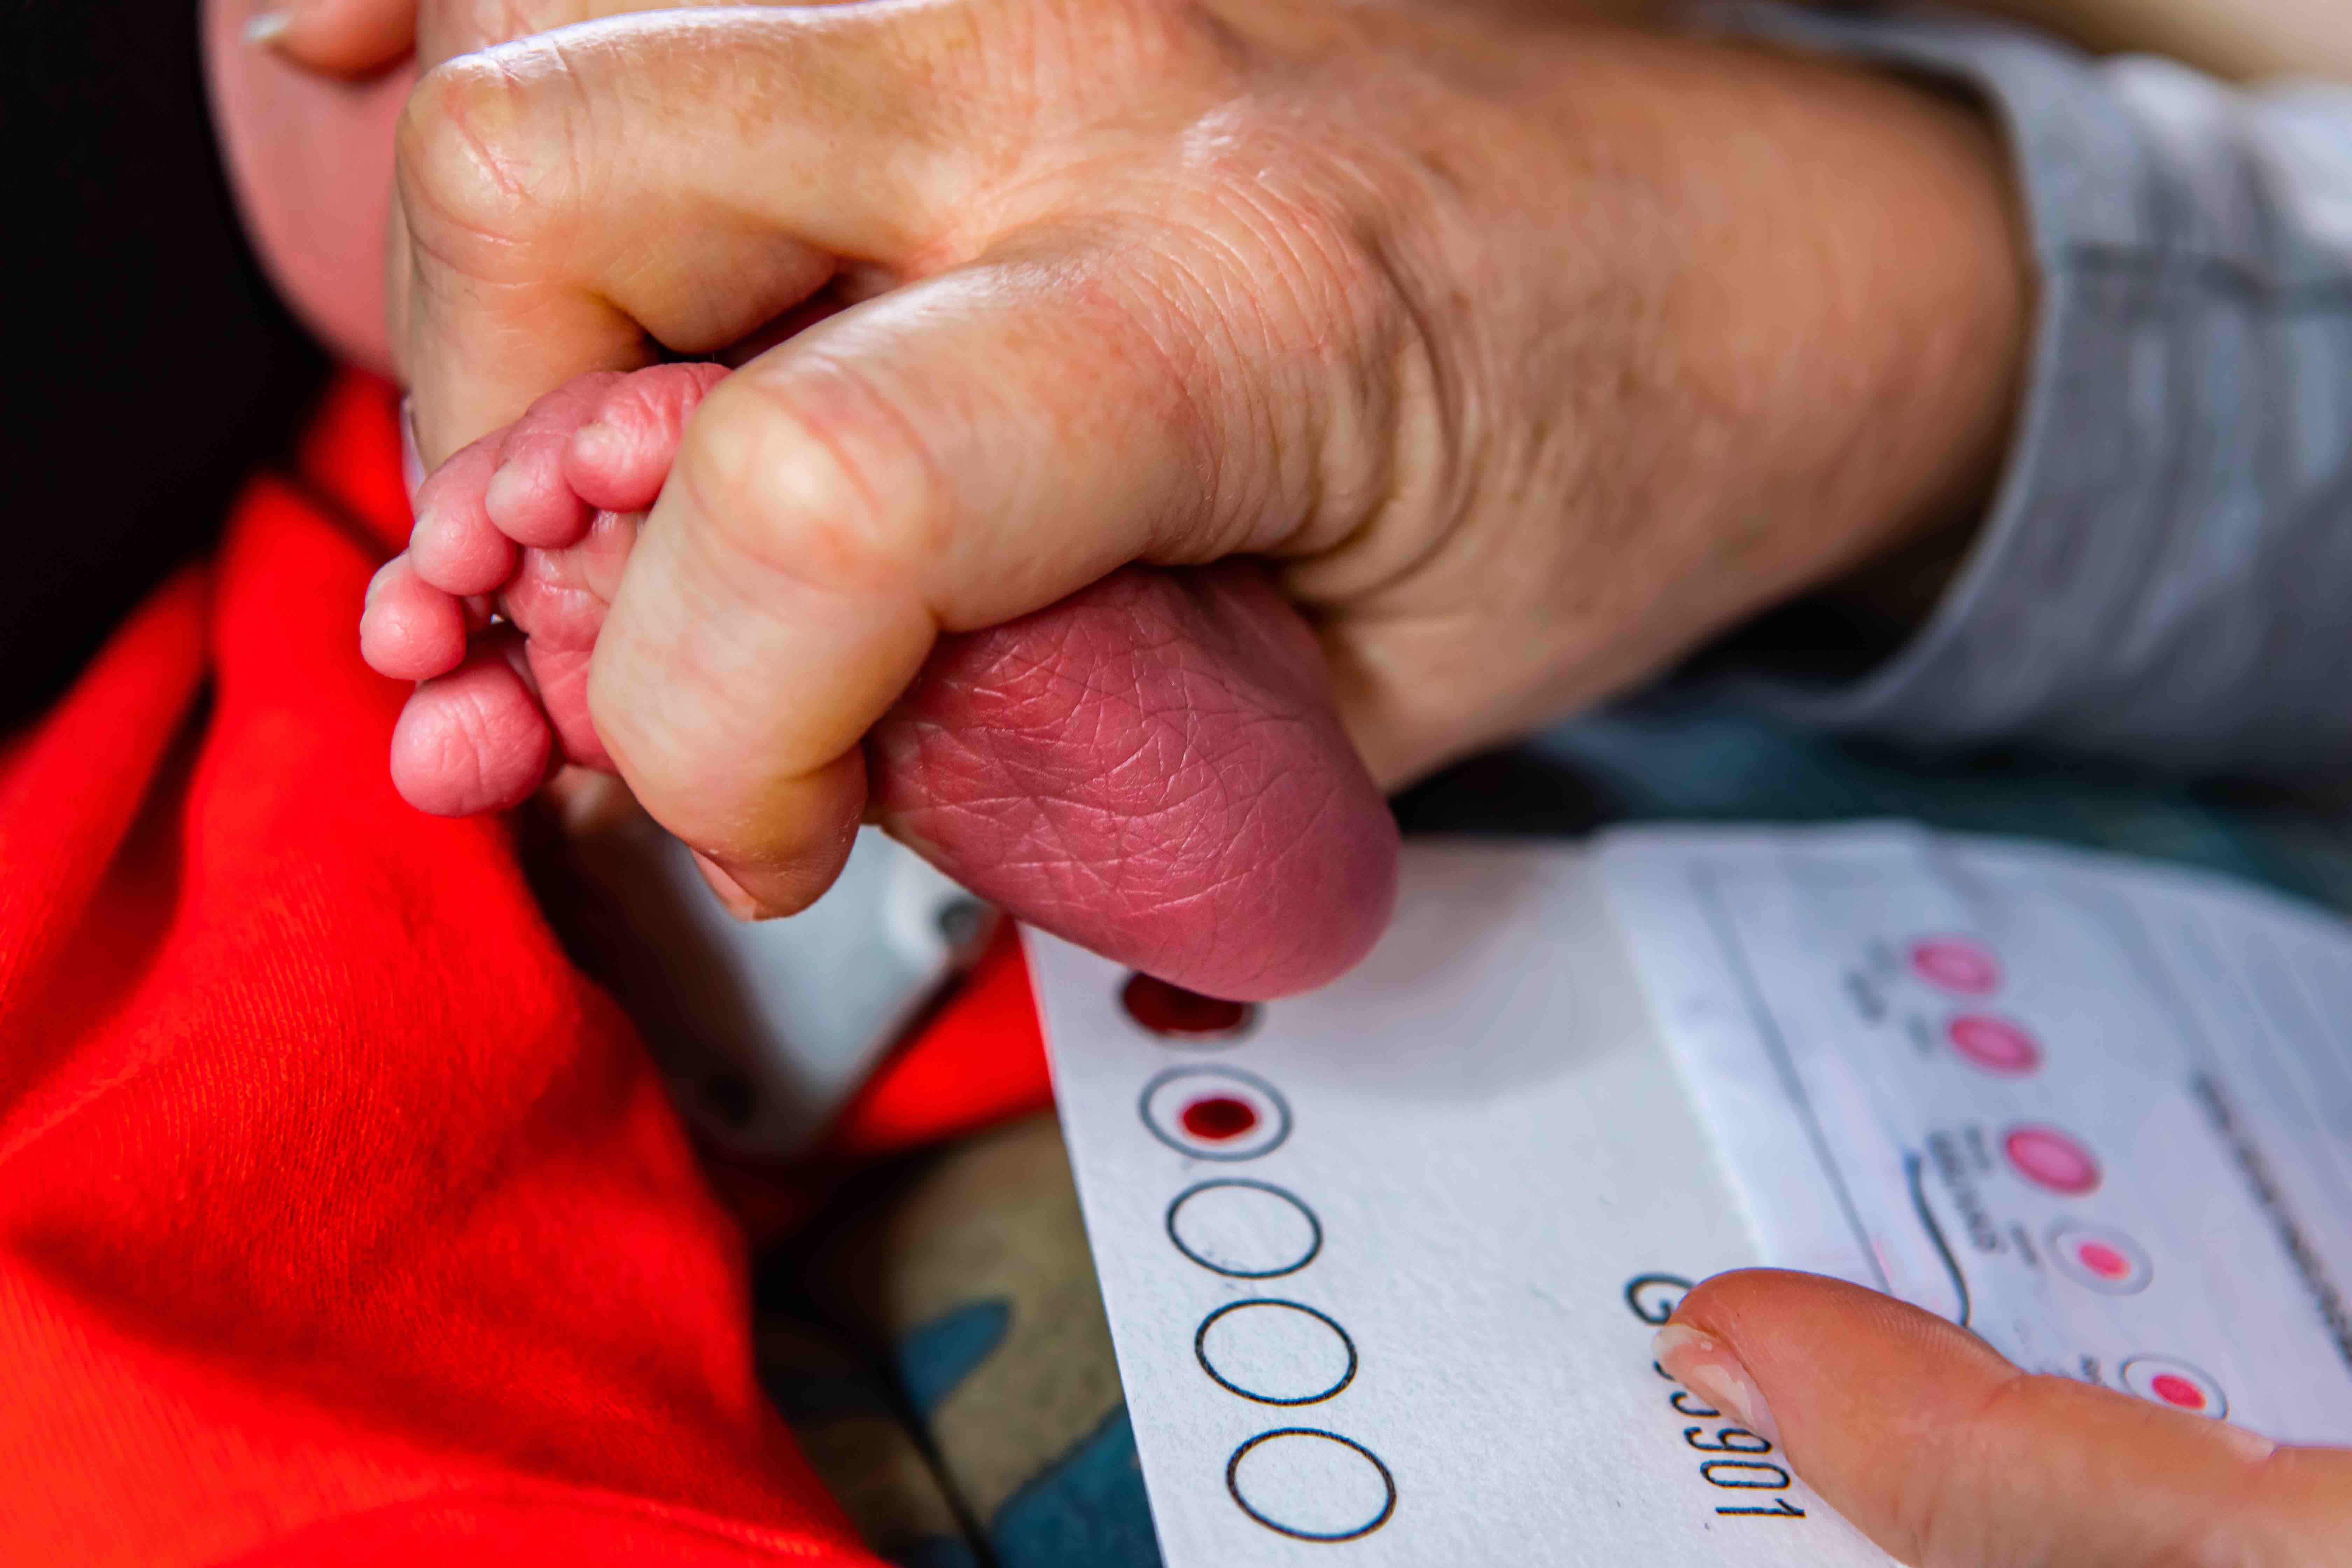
[0,373,1050,1566]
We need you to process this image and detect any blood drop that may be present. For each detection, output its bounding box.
[1180,1096,1260,1142]
[1122,974,1255,1039]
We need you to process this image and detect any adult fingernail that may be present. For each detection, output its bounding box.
[243,10,292,48]
[690,849,775,921]
[399,398,425,501]
[1654,1323,1782,1449]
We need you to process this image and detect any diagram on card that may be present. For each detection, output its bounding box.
[1602,825,2352,1444]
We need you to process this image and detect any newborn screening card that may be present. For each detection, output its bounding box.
[1026,826,2352,1563]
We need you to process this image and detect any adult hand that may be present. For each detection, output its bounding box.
[1657,1270,2350,1565]
[391,0,2030,919]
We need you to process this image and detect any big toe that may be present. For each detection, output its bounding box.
[868,562,1398,1001]
[389,637,556,816]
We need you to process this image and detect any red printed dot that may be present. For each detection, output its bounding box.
[1947,1014,2043,1076]
[2150,1374,2205,1409]
[2004,1124,2101,1196]
[1911,937,2000,995]
[1122,974,1256,1040]
[1181,1096,1261,1142]
[2078,1241,2131,1279]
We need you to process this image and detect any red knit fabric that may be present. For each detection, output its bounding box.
[0,373,1052,1565]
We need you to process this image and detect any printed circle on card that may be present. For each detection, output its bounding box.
[1910,936,2001,995]
[1140,1067,1292,1160]
[2049,1223,2152,1294]
[1947,1014,2044,1077]
[2121,1355,2226,1419]
[1227,1429,1396,1542]
[1197,1300,1358,1405]
[2002,1122,2102,1196]
[1167,1180,1322,1278]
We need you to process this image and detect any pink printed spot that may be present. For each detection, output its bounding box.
[1911,937,2000,995]
[2003,1124,2101,1196]
[2123,1357,2222,1416]
[1181,1096,1261,1142]
[1947,1014,2043,1076]
[2051,1224,2150,1293]
[2077,1241,2131,1279]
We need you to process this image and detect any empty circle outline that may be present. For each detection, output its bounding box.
[1195,1298,1357,1405]
[1225,1428,1396,1542]
[1167,1179,1323,1279]
[1140,1066,1293,1161]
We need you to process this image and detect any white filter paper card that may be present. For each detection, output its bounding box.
[1027,841,1886,1566]
[1025,826,2352,1566]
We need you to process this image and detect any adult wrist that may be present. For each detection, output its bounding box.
[1662,36,2033,634]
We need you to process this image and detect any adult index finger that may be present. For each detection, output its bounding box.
[1659,1269,2352,1567]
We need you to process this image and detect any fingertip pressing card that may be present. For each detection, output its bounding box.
[1024,825,2352,1564]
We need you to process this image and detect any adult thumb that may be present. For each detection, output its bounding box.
[1656,1269,2351,1567]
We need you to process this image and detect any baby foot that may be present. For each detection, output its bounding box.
[361,363,1397,999]
[875,560,1399,999]
[361,362,730,816]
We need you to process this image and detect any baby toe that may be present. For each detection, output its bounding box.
[387,635,556,816]
[360,555,469,680]
[500,510,640,654]
[524,641,612,772]
[567,361,732,514]
[484,376,625,549]
[409,434,518,597]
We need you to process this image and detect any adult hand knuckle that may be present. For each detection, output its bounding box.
[396,47,572,259]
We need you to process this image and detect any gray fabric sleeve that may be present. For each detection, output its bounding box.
[1701,5,2352,781]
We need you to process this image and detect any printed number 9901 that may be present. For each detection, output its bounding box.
[1625,1275,1805,1520]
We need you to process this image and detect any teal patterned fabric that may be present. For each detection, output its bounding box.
[758,705,2352,1567]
